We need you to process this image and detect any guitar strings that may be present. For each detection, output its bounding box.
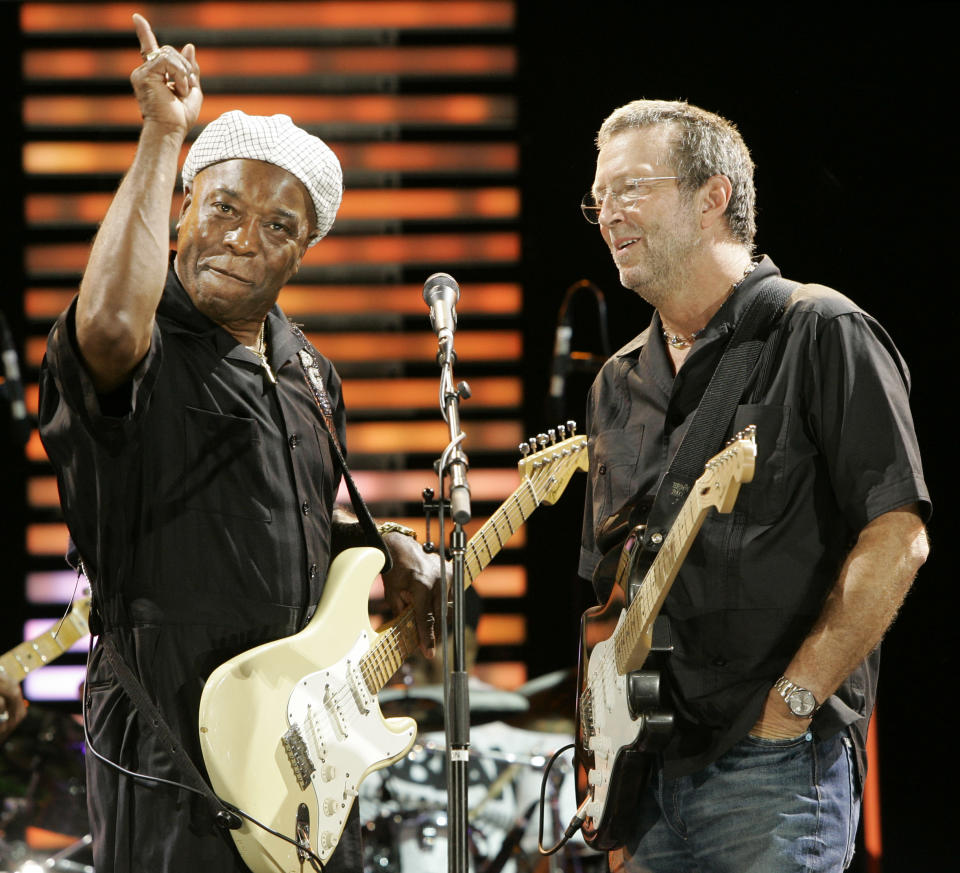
[298,457,565,748]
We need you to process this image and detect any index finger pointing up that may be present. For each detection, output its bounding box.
[133,12,159,56]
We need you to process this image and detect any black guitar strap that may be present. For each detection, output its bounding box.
[593,274,797,602]
[291,325,392,573]
[97,634,242,830]
[639,275,797,556]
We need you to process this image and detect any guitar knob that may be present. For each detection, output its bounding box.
[322,797,339,816]
[588,768,606,787]
[320,831,336,850]
[321,764,336,782]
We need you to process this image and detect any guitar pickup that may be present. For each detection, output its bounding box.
[323,683,348,741]
[282,725,316,791]
[346,659,371,715]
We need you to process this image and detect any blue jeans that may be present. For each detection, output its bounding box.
[614,730,861,873]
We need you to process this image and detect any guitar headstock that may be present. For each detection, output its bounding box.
[696,425,757,514]
[517,421,589,505]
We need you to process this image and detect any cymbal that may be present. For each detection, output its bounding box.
[379,678,529,729]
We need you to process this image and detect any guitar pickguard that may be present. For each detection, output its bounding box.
[283,631,416,859]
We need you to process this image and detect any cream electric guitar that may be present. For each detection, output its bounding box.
[0,597,91,683]
[575,428,757,850]
[198,429,588,872]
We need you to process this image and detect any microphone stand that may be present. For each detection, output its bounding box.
[430,316,473,873]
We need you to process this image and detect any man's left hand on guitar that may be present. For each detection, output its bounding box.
[0,673,27,743]
[381,530,448,658]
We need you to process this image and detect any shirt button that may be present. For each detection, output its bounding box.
[289,434,300,449]
[598,464,607,475]
[302,501,311,515]
[308,563,319,580]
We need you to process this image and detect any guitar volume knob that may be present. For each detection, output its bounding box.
[322,797,338,816]
[320,764,336,782]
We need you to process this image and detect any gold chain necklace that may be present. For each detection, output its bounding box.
[246,321,277,384]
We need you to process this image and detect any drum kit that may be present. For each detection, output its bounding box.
[0,671,603,873]
[367,670,605,873]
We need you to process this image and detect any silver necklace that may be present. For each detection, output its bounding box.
[661,261,758,350]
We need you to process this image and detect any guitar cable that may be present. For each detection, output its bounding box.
[535,742,590,856]
[80,633,329,871]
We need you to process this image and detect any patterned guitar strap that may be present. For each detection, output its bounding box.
[290,325,392,572]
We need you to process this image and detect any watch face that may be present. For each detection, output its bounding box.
[787,689,816,718]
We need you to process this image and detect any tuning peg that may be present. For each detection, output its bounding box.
[528,437,538,454]
[557,423,567,440]
[566,420,577,436]
[547,428,557,444]
[536,433,548,449]
[519,443,531,457]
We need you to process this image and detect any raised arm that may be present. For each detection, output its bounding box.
[75,14,202,392]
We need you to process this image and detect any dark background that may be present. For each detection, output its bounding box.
[517,4,954,870]
[2,3,954,869]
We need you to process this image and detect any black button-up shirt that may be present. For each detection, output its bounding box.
[38,264,352,869]
[579,256,930,778]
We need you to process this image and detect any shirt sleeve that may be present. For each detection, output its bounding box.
[807,310,930,531]
[39,296,162,456]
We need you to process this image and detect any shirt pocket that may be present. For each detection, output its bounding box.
[182,406,272,522]
[731,404,790,525]
[590,426,645,534]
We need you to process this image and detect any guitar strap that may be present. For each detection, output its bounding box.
[97,634,242,830]
[291,324,392,573]
[593,274,797,601]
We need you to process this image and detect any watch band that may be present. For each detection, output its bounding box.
[774,675,819,718]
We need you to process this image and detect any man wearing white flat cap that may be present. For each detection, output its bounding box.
[38,14,443,873]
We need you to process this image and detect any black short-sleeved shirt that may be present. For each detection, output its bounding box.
[579,256,930,780]
[38,264,360,871]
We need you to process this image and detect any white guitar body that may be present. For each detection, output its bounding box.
[579,614,642,824]
[198,547,416,871]
[199,429,589,869]
[575,428,756,849]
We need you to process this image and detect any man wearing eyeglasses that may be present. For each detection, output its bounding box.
[577,100,930,872]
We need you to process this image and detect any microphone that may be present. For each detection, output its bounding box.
[422,272,460,360]
[0,311,29,447]
[549,319,573,400]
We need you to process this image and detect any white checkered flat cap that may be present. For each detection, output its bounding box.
[182,110,343,245]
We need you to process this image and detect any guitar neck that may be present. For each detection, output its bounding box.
[361,477,542,694]
[0,599,91,684]
[613,489,711,674]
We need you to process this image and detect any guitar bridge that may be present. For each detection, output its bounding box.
[282,724,316,790]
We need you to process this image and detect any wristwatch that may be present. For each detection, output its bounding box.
[773,676,819,718]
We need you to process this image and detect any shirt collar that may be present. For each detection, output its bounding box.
[613,255,782,359]
[157,253,302,366]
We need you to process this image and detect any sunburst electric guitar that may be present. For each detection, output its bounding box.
[0,596,91,684]
[198,428,588,872]
[575,428,757,850]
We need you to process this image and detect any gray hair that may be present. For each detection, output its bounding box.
[597,99,756,247]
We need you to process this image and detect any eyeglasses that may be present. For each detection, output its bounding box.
[581,176,679,224]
